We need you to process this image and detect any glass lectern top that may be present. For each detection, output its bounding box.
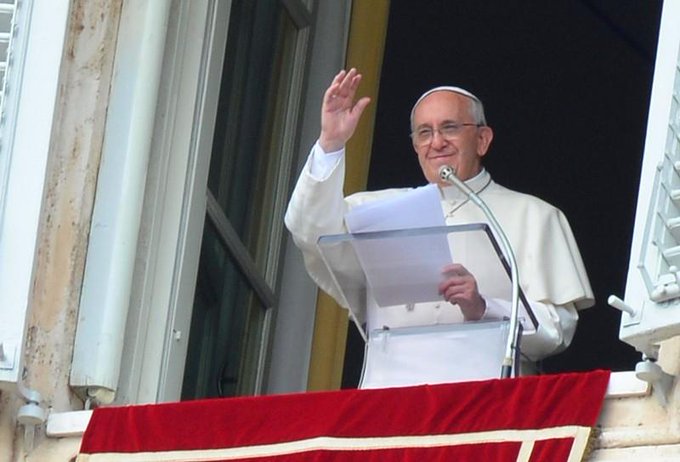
[317,224,537,333]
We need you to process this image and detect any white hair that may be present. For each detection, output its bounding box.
[410,86,487,130]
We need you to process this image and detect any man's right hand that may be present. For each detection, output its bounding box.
[439,263,487,321]
[319,68,371,153]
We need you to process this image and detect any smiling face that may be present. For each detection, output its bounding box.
[411,91,494,185]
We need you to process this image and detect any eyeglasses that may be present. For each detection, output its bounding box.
[411,122,482,147]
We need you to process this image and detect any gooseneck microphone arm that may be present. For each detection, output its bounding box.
[439,165,520,379]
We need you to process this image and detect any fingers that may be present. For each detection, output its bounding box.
[438,278,470,304]
[442,263,469,277]
[325,68,362,105]
[351,96,372,119]
[324,71,344,104]
[319,69,371,152]
[441,284,466,303]
[438,264,469,291]
[440,278,486,321]
[439,276,473,298]
[438,263,477,303]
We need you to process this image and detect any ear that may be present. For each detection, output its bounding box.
[477,126,494,158]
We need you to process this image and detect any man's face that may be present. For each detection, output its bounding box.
[411,91,493,185]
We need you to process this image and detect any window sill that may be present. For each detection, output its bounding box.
[604,370,650,399]
[45,372,648,438]
[46,410,93,438]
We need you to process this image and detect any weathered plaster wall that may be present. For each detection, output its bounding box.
[0,0,122,460]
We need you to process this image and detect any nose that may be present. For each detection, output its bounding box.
[430,129,447,149]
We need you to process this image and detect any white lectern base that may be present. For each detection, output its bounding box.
[359,319,510,389]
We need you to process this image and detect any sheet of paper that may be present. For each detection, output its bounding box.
[345,184,446,232]
[344,184,452,306]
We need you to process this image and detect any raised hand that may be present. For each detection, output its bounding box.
[319,68,371,153]
[438,263,486,321]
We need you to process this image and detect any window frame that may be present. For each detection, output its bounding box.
[115,0,229,404]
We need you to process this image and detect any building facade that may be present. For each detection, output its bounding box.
[0,1,678,460]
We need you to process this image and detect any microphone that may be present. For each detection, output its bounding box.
[438,165,521,379]
[439,165,457,183]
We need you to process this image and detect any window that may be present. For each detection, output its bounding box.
[182,0,312,399]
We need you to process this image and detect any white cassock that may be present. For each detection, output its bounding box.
[285,142,595,387]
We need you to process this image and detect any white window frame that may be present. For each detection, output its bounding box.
[0,0,70,387]
[116,0,231,404]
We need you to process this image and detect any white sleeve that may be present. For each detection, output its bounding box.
[284,140,350,310]
[482,297,578,360]
[308,140,344,180]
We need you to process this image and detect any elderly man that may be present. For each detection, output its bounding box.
[285,68,594,385]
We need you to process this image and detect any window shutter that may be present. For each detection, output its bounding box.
[0,1,17,120]
[0,0,18,207]
[0,0,26,386]
[617,0,680,359]
[0,0,69,388]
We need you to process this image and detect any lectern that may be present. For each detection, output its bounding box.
[317,224,537,388]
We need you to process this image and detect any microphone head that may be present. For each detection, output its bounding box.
[439,165,456,181]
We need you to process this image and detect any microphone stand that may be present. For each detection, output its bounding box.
[439,166,520,379]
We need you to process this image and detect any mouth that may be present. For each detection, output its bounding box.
[427,153,455,163]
